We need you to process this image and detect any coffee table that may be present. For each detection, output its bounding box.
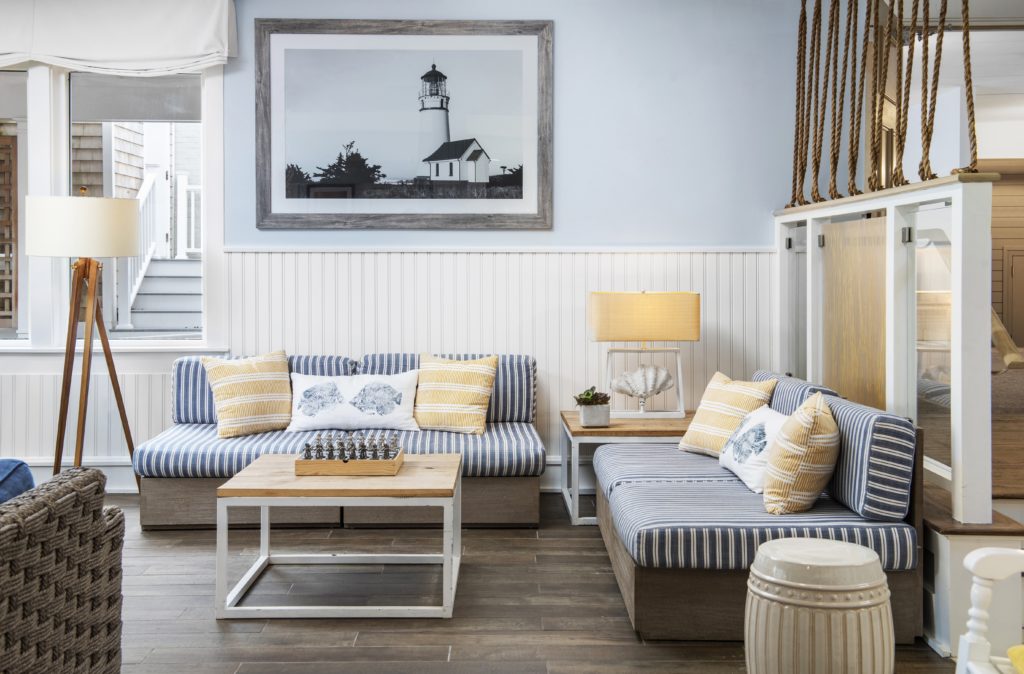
[214,453,462,619]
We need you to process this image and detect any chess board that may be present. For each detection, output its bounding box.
[295,448,404,476]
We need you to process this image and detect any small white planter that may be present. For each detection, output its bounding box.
[578,404,610,428]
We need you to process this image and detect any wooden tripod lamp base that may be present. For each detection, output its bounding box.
[24,196,140,485]
[52,257,137,482]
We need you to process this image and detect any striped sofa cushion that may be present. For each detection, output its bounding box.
[360,353,536,423]
[824,395,917,521]
[171,355,357,425]
[752,370,839,415]
[593,443,735,498]
[134,421,545,479]
[607,479,917,571]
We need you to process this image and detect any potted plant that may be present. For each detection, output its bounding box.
[575,386,611,427]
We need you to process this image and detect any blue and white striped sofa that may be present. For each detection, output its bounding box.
[134,353,545,528]
[594,370,923,643]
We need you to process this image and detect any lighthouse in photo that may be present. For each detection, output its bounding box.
[418,64,450,172]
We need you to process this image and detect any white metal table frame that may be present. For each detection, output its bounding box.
[559,417,683,526]
[215,474,462,619]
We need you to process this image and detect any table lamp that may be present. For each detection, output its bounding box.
[588,291,701,418]
[26,196,139,481]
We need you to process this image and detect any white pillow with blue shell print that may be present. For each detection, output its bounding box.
[718,404,788,493]
[285,370,420,432]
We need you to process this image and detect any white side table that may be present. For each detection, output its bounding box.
[559,411,689,525]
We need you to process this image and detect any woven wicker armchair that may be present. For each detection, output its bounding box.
[0,468,124,674]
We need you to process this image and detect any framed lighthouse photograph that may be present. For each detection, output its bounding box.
[254,19,553,230]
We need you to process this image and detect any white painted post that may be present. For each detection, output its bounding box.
[175,172,189,260]
[26,65,68,349]
[805,218,825,384]
[950,183,993,524]
[885,205,916,419]
[774,219,793,375]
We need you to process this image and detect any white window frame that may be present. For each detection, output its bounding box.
[0,64,226,354]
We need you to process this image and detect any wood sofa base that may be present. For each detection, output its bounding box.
[596,488,924,643]
[343,476,540,528]
[139,475,539,530]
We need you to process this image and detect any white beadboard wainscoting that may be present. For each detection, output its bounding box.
[1,249,778,492]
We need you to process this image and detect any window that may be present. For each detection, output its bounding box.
[70,73,203,340]
[448,162,453,177]
[435,163,439,177]
[0,71,27,340]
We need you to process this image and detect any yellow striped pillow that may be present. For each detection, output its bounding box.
[201,351,292,438]
[679,372,776,458]
[414,354,498,435]
[763,392,841,514]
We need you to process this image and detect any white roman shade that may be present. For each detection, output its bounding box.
[0,0,237,75]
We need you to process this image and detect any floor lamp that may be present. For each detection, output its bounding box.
[26,196,139,482]
[588,291,701,418]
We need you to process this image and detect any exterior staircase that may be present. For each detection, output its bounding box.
[114,258,202,338]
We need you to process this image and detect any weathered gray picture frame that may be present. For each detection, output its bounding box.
[255,19,553,230]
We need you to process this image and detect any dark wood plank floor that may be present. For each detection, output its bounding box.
[111,493,953,673]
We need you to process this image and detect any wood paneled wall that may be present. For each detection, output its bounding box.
[0,249,777,490]
[982,160,1024,326]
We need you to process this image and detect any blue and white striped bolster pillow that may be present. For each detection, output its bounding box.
[824,395,917,521]
[752,370,839,415]
[360,353,536,423]
[170,354,357,424]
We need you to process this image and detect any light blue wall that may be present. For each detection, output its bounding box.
[225,0,799,248]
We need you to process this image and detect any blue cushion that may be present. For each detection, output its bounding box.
[360,353,536,423]
[0,459,34,504]
[606,477,917,571]
[134,422,545,479]
[593,443,735,498]
[171,355,358,425]
[752,370,839,415]
[751,372,916,522]
[823,395,917,522]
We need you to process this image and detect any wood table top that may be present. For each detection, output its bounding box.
[217,454,462,498]
[560,411,691,437]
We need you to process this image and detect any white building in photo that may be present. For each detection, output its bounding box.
[423,138,490,183]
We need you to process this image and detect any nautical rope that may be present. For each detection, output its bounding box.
[919,0,948,181]
[893,0,919,186]
[827,0,851,199]
[867,0,892,192]
[810,0,832,202]
[846,0,867,195]
[953,0,979,174]
[789,0,810,206]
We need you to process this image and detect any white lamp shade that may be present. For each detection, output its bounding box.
[25,196,139,258]
[588,291,701,342]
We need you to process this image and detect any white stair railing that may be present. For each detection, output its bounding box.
[175,173,202,259]
[955,547,1024,674]
[114,173,158,330]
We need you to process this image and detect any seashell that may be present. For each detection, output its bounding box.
[611,365,674,399]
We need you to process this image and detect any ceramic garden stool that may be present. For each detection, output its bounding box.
[744,538,894,674]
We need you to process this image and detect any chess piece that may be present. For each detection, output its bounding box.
[325,435,335,461]
[344,435,355,461]
[302,442,312,461]
[370,439,379,460]
[357,434,368,460]
[314,436,325,460]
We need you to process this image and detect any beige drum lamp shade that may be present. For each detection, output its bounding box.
[588,291,701,343]
[25,196,139,258]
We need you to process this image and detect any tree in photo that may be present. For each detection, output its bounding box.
[314,141,387,185]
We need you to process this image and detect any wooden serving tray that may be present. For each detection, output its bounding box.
[294,449,404,476]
